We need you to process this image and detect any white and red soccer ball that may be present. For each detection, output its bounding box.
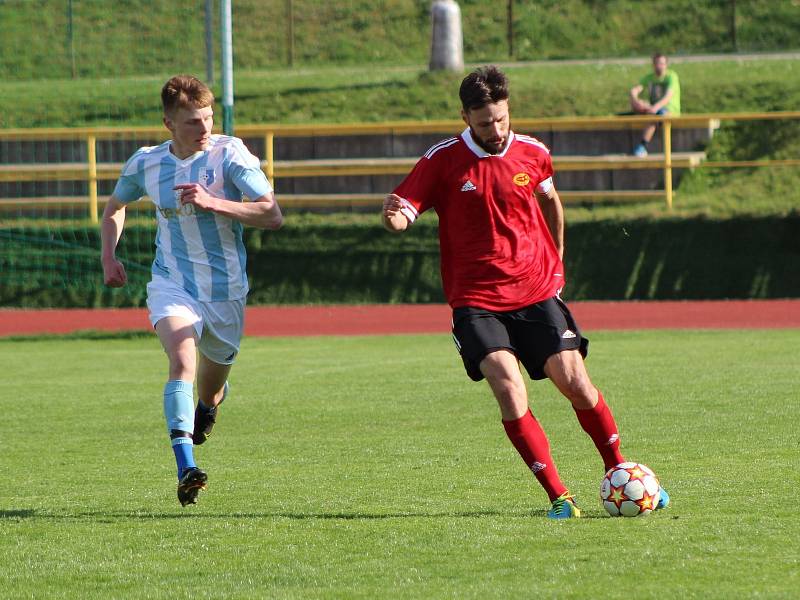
[600,462,661,517]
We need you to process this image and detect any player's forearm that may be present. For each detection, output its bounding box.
[207,195,284,230]
[537,190,565,259]
[651,89,673,112]
[100,199,126,260]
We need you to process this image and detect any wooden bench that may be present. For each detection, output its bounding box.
[268,152,706,178]
[0,189,667,215]
[0,162,121,183]
[0,150,704,215]
[0,151,705,182]
[262,190,665,209]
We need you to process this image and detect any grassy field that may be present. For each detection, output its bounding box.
[1,329,798,597]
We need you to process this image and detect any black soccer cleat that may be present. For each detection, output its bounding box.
[177,467,208,506]
[193,381,228,446]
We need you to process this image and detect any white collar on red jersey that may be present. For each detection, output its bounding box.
[461,128,516,158]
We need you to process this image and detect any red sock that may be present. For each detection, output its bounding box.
[574,390,625,471]
[502,410,568,502]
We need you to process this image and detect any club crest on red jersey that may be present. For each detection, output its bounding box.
[513,172,530,186]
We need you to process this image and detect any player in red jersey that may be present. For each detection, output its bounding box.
[382,66,668,519]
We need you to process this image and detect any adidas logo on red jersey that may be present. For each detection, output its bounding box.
[460,180,477,192]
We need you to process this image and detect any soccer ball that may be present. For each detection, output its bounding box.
[600,462,661,517]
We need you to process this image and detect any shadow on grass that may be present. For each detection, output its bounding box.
[0,330,153,342]
[0,509,36,519]
[25,508,611,521]
[270,80,411,99]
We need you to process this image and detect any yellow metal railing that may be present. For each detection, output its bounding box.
[86,135,98,223]
[663,120,673,210]
[2,111,800,221]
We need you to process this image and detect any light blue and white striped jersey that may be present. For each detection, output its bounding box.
[113,134,273,302]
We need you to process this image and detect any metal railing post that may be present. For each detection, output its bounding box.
[265,132,275,190]
[663,119,673,210]
[87,134,98,223]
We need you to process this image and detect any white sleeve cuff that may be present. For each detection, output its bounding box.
[536,176,554,194]
[399,199,419,224]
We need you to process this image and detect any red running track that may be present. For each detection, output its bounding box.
[1,300,798,337]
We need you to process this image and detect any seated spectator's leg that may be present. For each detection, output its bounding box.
[630,98,649,114]
[633,109,668,156]
[641,122,657,144]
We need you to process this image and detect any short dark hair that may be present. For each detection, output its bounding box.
[652,52,667,62]
[161,75,214,116]
[459,65,509,112]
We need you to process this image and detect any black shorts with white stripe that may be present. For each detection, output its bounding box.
[451,296,589,382]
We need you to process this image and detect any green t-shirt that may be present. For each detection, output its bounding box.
[639,69,681,115]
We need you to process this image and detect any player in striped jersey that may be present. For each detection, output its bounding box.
[383,66,668,519]
[101,75,283,506]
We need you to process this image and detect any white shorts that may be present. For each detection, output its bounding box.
[146,276,245,365]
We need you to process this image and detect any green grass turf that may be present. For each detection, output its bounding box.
[2,0,799,81]
[1,329,799,597]
[3,58,800,128]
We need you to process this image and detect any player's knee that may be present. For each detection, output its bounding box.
[489,378,527,418]
[168,350,196,379]
[495,377,523,401]
[485,370,526,408]
[573,389,597,410]
[562,376,596,407]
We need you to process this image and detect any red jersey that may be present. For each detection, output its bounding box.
[393,128,564,311]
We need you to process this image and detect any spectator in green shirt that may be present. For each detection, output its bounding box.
[629,53,681,157]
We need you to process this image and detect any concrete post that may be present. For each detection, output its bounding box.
[429,0,463,71]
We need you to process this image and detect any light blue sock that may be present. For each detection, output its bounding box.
[164,380,196,478]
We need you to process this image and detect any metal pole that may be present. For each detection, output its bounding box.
[286,0,294,67]
[67,0,76,78]
[507,0,513,59]
[663,119,673,211]
[205,0,214,85]
[220,0,234,135]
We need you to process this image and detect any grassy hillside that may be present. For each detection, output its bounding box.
[2,58,799,128]
[1,0,799,81]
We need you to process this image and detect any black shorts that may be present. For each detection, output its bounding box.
[452,296,589,382]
